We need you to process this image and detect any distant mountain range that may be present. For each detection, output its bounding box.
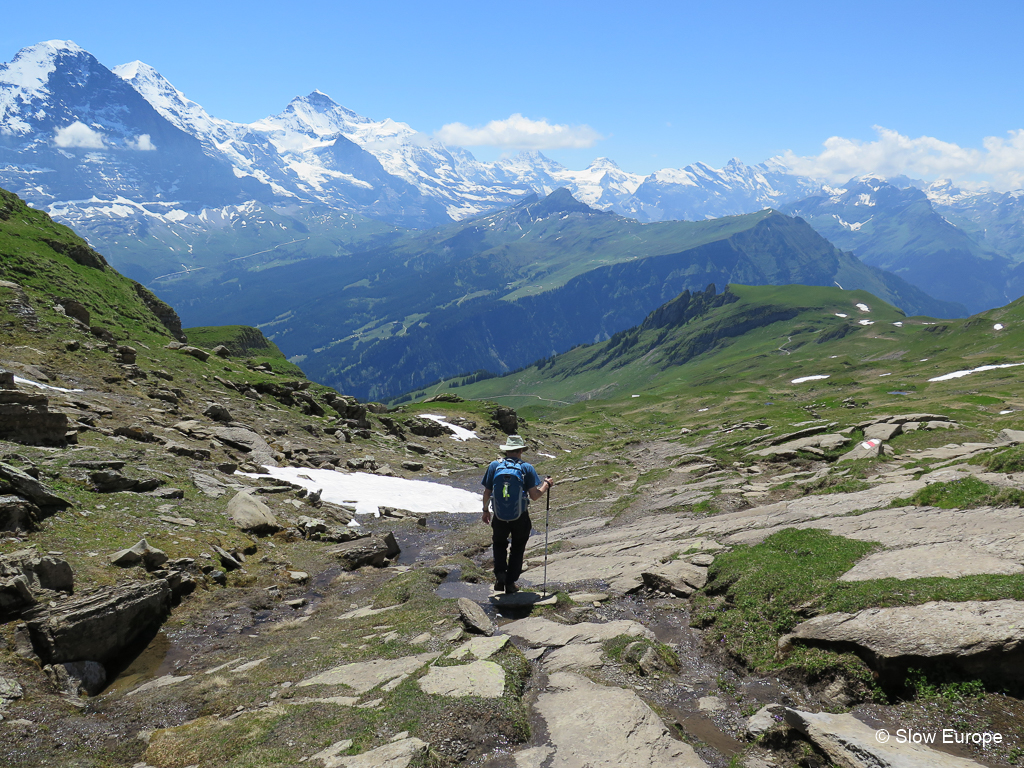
[2,39,1023,320]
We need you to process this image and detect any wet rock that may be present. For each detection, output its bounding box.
[527,671,707,768]
[109,539,168,571]
[784,708,983,768]
[788,599,1024,687]
[329,532,400,569]
[226,490,281,534]
[504,616,653,671]
[418,660,505,697]
[24,580,172,665]
[457,597,495,636]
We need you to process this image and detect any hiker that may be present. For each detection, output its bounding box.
[481,434,554,594]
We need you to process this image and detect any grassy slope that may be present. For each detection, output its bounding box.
[425,284,1024,429]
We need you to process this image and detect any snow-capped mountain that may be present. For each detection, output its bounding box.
[1,40,832,242]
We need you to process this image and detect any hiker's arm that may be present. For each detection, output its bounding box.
[527,476,554,501]
[481,488,491,524]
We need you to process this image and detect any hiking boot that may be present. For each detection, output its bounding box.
[505,581,519,595]
[493,576,505,592]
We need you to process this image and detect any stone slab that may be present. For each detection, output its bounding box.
[297,652,439,693]
[417,660,505,698]
[840,543,1024,581]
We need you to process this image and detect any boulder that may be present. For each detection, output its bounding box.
[784,708,984,768]
[113,424,158,442]
[45,660,107,696]
[457,597,495,636]
[109,539,168,571]
[0,462,70,508]
[0,494,39,532]
[406,417,452,438]
[203,403,233,422]
[0,550,73,594]
[864,422,903,441]
[211,344,230,358]
[491,406,519,435]
[226,490,281,534]
[24,580,172,665]
[641,561,708,597]
[0,389,69,447]
[788,599,1024,687]
[179,346,210,361]
[999,428,1024,445]
[838,438,884,462]
[211,426,277,466]
[329,533,400,569]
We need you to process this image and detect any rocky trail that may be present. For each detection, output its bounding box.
[2,326,1024,767]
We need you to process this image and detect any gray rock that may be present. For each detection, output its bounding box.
[179,346,210,361]
[641,561,708,597]
[297,652,439,693]
[746,704,783,739]
[211,426,277,466]
[0,494,40,532]
[191,470,229,497]
[322,736,428,768]
[0,462,70,508]
[46,660,107,696]
[526,671,707,767]
[203,403,232,422]
[109,539,168,570]
[698,695,726,712]
[0,549,73,594]
[789,600,1024,687]
[457,597,495,636]
[0,389,69,447]
[226,490,281,534]
[784,708,985,768]
[999,428,1024,445]
[212,545,244,571]
[0,675,24,704]
[840,543,1024,582]
[329,533,400,569]
[417,660,505,697]
[838,438,884,462]
[0,574,35,614]
[25,580,172,665]
[211,344,230,358]
[864,422,903,440]
[400,460,424,472]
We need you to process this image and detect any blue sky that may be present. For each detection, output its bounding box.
[5,0,1024,187]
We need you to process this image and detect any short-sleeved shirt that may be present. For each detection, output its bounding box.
[482,458,542,500]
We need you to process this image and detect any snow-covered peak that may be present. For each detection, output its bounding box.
[1,40,88,96]
[113,59,228,141]
[587,156,621,170]
[257,91,374,139]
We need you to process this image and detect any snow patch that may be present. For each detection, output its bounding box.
[14,376,83,393]
[929,362,1024,382]
[858,320,874,326]
[835,313,848,318]
[421,414,477,441]
[239,466,480,516]
[994,323,1005,330]
[792,375,830,384]
[855,303,870,312]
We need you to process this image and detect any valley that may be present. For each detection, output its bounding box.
[1,185,1023,767]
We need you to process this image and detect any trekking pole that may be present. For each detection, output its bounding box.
[543,481,550,598]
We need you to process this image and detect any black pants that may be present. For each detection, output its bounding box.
[491,513,532,583]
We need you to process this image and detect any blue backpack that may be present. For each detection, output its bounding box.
[492,459,527,521]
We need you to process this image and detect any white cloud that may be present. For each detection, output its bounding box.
[127,134,156,151]
[778,126,1024,191]
[53,121,106,149]
[435,113,602,150]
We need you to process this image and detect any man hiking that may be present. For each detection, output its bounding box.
[481,434,554,594]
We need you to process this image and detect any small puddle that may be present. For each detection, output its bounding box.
[103,630,190,695]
